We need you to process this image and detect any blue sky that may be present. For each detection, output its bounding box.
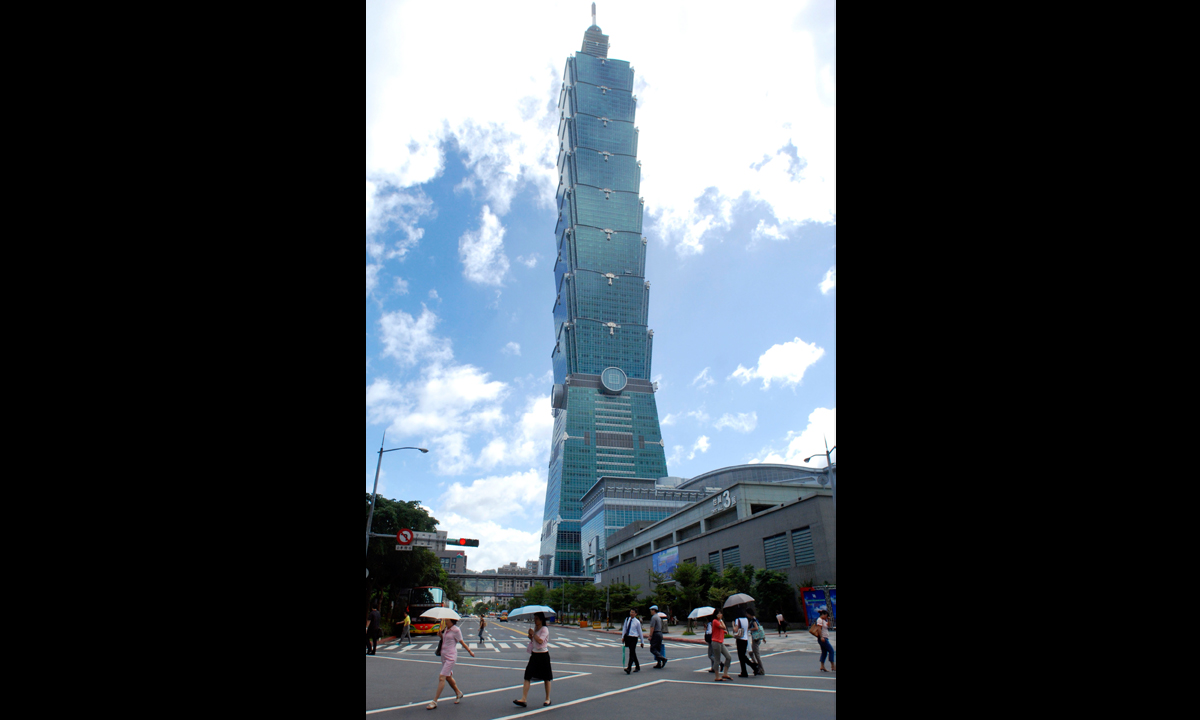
[366,0,836,573]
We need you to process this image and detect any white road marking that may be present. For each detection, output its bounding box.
[482,678,668,720]
[664,679,835,693]
[365,672,591,715]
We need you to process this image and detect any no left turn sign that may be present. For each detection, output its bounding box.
[396,529,414,545]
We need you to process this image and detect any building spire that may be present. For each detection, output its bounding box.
[581,2,609,57]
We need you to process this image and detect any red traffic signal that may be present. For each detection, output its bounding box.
[449,538,479,547]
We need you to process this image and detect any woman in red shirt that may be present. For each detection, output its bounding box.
[710,610,733,682]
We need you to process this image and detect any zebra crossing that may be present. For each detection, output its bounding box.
[377,638,701,653]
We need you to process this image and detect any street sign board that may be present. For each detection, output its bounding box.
[412,531,441,539]
[397,529,414,545]
[395,545,413,551]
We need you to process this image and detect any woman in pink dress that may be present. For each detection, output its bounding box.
[427,618,475,710]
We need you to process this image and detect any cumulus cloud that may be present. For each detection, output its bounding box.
[366,1,835,260]
[429,289,440,301]
[424,508,543,574]
[692,367,715,390]
[365,180,434,261]
[366,264,381,297]
[661,413,678,426]
[730,336,825,389]
[687,435,711,460]
[752,220,789,242]
[379,305,454,367]
[459,205,510,286]
[516,253,541,269]
[394,277,410,295]
[502,341,521,356]
[715,412,758,433]
[436,468,547,522]
[752,407,836,466]
[819,266,836,294]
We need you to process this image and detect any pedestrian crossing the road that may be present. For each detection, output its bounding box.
[376,638,702,653]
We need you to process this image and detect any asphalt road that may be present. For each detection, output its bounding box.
[367,617,836,719]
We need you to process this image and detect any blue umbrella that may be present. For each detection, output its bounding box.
[507,604,557,619]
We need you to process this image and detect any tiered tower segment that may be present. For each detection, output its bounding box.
[540,11,669,577]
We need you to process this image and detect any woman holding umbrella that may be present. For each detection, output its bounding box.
[426,614,475,710]
[513,612,553,707]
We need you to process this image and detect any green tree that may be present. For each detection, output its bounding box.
[754,570,797,621]
[605,582,640,617]
[365,494,444,619]
[522,583,550,607]
[668,562,704,633]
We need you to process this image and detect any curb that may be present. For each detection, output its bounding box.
[584,627,709,645]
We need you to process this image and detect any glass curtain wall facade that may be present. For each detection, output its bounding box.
[540,19,669,577]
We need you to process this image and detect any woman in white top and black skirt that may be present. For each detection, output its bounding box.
[514,612,553,707]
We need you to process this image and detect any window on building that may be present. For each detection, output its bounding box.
[763,533,789,570]
[683,557,696,565]
[792,527,815,566]
[721,546,741,569]
[708,551,720,571]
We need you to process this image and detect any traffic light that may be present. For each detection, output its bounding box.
[450,538,479,546]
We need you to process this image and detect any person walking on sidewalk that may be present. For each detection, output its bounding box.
[776,611,788,637]
[746,608,766,676]
[366,601,382,655]
[732,612,759,677]
[400,610,412,645]
[710,610,733,682]
[426,618,475,710]
[477,614,488,647]
[621,608,645,674]
[648,605,667,668]
[513,612,553,708]
[817,609,836,672]
[705,615,716,673]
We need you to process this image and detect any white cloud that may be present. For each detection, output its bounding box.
[661,413,678,426]
[516,253,541,269]
[424,508,543,575]
[502,341,521,356]
[692,367,715,390]
[394,277,410,295]
[366,264,382,296]
[365,1,835,258]
[714,412,758,433]
[730,336,825,389]
[379,305,454,367]
[752,220,789,242]
[819,266,836,294]
[436,468,547,523]
[459,205,510,286]
[753,407,836,467]
[687,435,711,460]
[429,289,440,301]
[365,180,434,261]
[686,408,711,424]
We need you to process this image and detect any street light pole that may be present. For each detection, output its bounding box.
[365,431,429,557]
[803,436,837,508]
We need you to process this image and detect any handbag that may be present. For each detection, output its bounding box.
[750,618,765,641]
[435,635,443,656]
[808,621,821,638]
[732,620,744,639]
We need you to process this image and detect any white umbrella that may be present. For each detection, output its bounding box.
[688,606,716,619]
[656,612,667,618]
[723,593,755,608]
[420,607,461,620]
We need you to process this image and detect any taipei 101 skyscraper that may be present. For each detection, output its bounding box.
[540,5,669,577]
